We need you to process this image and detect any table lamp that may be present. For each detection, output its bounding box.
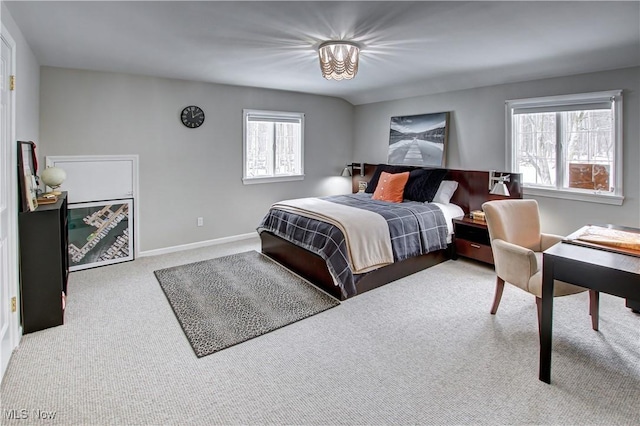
[40,166,66,196]
[488,171,511,196]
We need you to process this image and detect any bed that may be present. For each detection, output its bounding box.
[259,164,522,300]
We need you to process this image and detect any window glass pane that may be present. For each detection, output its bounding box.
[246,121,274,177]
[514,112,556,187]
[274,122,301,175]
[563,110,612,192]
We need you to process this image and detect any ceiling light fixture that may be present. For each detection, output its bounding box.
[318,41,360,81]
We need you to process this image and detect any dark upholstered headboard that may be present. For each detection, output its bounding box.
[349,163,522,215]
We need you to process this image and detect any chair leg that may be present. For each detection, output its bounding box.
[491,277,505,315]
[589,290,599,331]
[535,297,542,337]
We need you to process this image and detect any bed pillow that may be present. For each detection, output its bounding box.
[432,180,459,204]
[403,168,448,202]
[372,171,410,203]
[364,164,413,194]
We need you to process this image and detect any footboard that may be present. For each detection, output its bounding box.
[260,231,451,300]
[260,231,340,299]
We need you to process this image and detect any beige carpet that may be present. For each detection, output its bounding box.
[1,236,639,425]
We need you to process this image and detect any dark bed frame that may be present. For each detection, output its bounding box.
[261,164,522,300]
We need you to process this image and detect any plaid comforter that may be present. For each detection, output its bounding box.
[257,193,448,298]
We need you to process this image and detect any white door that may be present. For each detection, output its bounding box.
[1,26,18,379]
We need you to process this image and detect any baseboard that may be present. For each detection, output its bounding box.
[138,232,259,257]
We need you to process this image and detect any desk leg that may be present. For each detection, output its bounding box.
[539,253,555,384]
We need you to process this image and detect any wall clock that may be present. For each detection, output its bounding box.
[181,105,205,128]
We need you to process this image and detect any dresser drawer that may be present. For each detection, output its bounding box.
[455,239,494,264]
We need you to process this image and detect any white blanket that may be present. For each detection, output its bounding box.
[272,198,393,273]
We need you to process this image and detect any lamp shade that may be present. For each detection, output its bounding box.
[318,41,359,81]
[341,166,352,177]
[40,166,66,189]
[490,182,510,196]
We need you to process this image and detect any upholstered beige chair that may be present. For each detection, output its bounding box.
[482,199,599,331]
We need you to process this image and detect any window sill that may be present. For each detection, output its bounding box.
[242,175,304,185]
[523,186,624,206]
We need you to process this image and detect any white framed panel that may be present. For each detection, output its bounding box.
[45,155,137,203]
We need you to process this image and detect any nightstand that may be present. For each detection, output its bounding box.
[452,216,494,264]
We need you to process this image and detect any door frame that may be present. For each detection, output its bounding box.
[1,23,21,381]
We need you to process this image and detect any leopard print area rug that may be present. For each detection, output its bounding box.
[154,250,340,357]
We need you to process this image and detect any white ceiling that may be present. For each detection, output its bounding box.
[5,1,640,105]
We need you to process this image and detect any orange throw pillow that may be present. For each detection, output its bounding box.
[372,171,410,203]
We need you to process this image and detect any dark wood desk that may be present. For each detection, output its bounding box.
[540,234,640,384]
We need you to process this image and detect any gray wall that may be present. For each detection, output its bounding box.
[1,3,40,144]
[354,67,640,235]
[39,67,354,252]
[32,64,640,248]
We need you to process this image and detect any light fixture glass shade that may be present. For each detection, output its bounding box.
[41,166,66,188]
[490,182,510,196]
[318,41,359,81]
[40,166,66,195]
[341,166,352,177]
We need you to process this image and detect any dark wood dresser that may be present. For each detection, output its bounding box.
[18,192,69,333]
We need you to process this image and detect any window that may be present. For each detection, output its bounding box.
[242,109,304,184]
[506,90,623,205]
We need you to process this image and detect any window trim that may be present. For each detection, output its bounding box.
[505,90,623,205]
[242,109,305,185]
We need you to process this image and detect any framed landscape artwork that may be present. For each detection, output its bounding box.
[388,112,450,167]
[67,199,134,271]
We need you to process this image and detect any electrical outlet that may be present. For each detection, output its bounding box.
[197,217,204,227]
